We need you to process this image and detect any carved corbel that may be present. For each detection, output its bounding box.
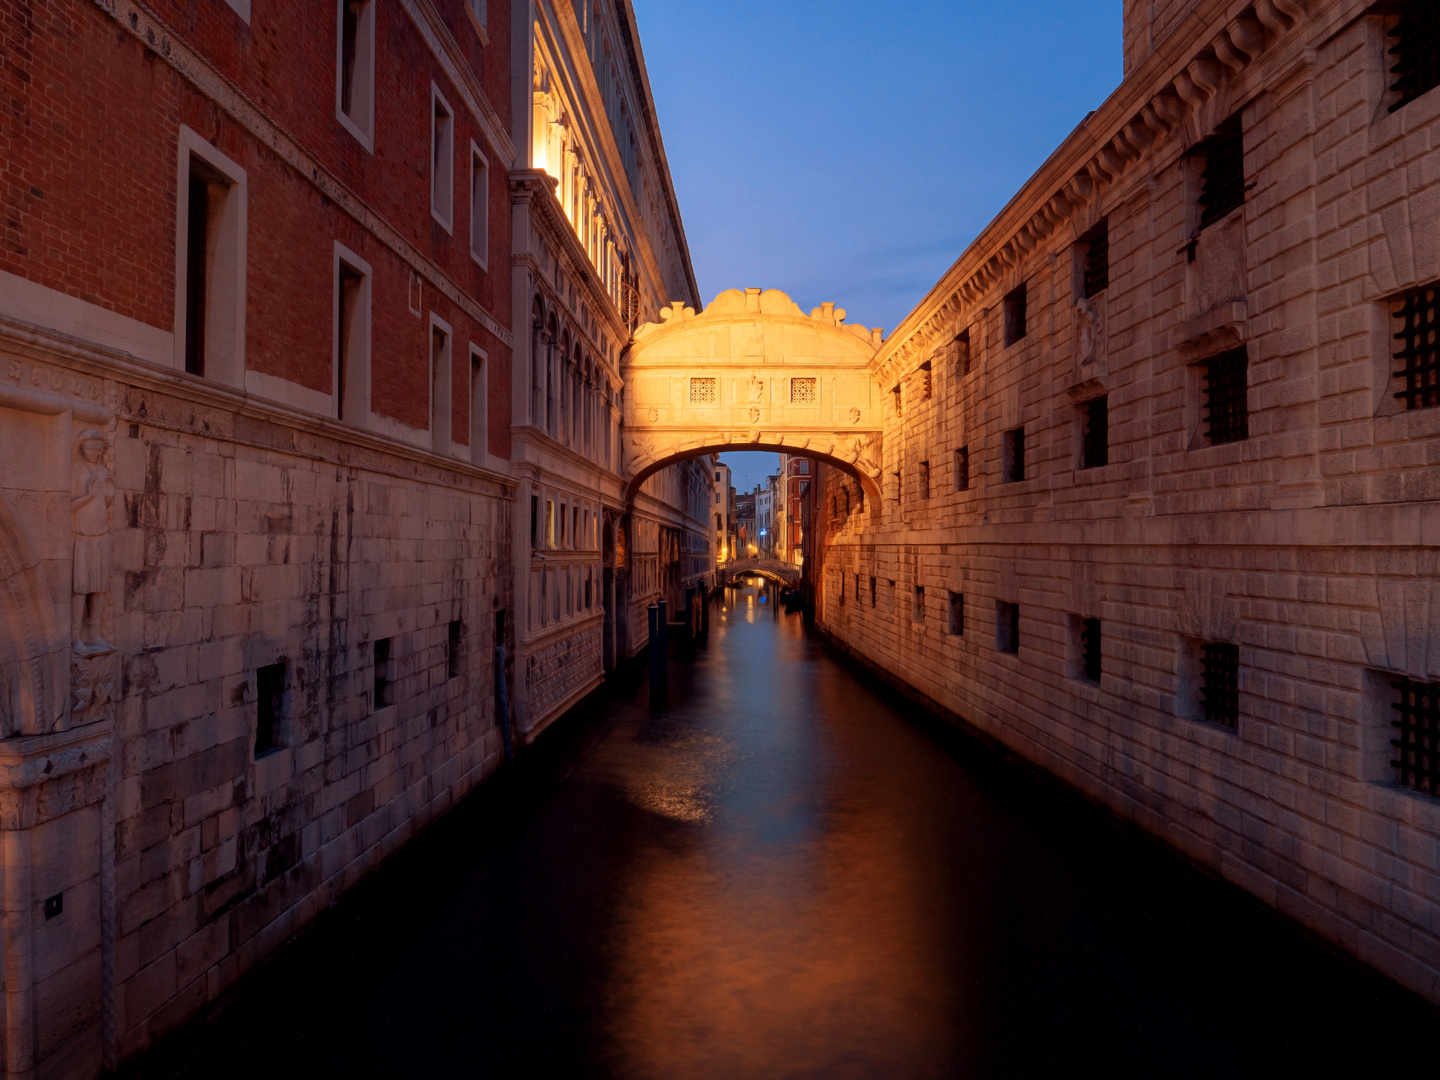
[1214,33,1248,72]
[1124,119,1154,154]
[1230,14,1267,59]
[1254,0,1291,34]
[1098,144,1128,180]
[1174,71,1207,110]
[1066,173,1094,205]
[1187,56,1222,97]
[1153,90,1188,128]
[1271,0,1307,19]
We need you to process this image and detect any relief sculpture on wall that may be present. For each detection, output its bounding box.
[70,429,115,724]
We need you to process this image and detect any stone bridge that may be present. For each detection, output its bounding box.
[621,288,883,502]
[720,557,801,586]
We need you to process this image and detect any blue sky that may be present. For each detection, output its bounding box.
[630,2,1125,494]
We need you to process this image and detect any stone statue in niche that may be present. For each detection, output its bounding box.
[746,376,765,402]
[70,430,114,724]
[1075,296,1104,368]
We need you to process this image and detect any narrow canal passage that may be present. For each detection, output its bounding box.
[148,579,1436,1080]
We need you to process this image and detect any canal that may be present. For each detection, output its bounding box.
[142,579,1438,1079]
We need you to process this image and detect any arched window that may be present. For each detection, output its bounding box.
[559,329,571,445]
[545,314,559,437]
[531,296,545,428]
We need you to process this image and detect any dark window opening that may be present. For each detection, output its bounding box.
[1391,675,1440,794]
[948,592,964,636]
[1198,113,1246,231]
[447,620,462,680]
[340,0,362,114]
[919,360,933,400]
[1082,219,1110,298]
[892,385,902,417]
[869,576,877,608]
[997,602,1020,655]
[954,328,971,377]
[1388,1,1440,111]
[256,661,285,755]
[374,637,394,710]
[954,446,970,491]
[184,173,210,376]
[337,263,364,421]
[1004,427,1026,483]
[1082,618,1102,683]
[919,460,930,500]
[1203,348,1249,445]
[913,585,925,624]
[893,470,902,504]
[1392,284,1440,410]
[1082,396,1109,469]
[530,495,539,549]
[1202,642,1240,728]
[1003,284,1028,346]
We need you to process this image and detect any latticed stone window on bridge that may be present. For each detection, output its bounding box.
[689,377,717,404]
[790,377,817,404]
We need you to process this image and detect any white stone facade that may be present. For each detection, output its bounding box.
[814,0,1440,1004]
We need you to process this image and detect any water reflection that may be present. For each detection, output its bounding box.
[149,581,1440,1080]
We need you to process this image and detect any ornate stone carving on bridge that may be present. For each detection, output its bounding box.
[621,288,885,499]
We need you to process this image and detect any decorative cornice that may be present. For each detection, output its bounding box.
[92,0,513,348]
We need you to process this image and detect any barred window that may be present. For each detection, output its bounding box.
[1081,396,1108,469]
[1198,113,1245,231]
[1392,285,1440,410]
[1202,348,1249,445]
[954,446,970,491]
[1081,219,1109,298]
[1081,618,1102,683]
[1388,1,1440,112]
[790,377,817,404]
[689,377,717,404]
[1004,284,1028,346]
[1391,676,1440,795]
[1202,642,1240,728]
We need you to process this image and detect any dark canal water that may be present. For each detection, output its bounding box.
[143,579,1437,1079]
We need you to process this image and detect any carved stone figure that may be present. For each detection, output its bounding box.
[851,435,880,476]
[1075,296,1103,367]
[747,406,760,424]
[747,376,765,402]
[71,430,114,655]
[848,406,861,425]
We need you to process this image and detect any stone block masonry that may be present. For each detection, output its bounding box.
[815,0,1440,1006]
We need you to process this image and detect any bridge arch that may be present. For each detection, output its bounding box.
[620,288,884,502]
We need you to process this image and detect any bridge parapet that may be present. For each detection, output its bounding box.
[721,558,801,585]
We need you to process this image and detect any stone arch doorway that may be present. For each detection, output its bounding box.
[619,289,884,501]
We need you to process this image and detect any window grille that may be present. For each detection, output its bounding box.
[1081,618,1102,682]
[1391,676,1440,794]
[1388,1,1440,111]
[790,377,817,404]
[954,328,971,377]
[1082,220,1109,298]
[1201,642,1240,728]
[997,602,1020,654]
[1202,348,1249,445]
[1004,284,1028,346]
[919,361,933,400]
[1392,285,1440,410]
[948,592,964,636]
[1198,114,1245,230]
[689,377,717,404]
[1082,396,1108,469]
[1004,427,1025,483]
[256,662,285,755]
[919,460,930,500]
[954,446,970,491]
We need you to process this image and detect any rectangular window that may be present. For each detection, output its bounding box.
[1202,347,1249,445]
[1201,642,1240,728]
[918,460,930,500]
[177,131,246,386]
[1388,2,1440,111]
[1390,675,1440,794]
[1081,618,1102,683]
[469,348,487,464]
[892,470,902,505]
[430,319,452,453]
[690,377,718,404]
[996,601,1020,655]
[1003,283,1027,346]
[913,585,925,624]
[1081,219,1109,298]
[869,576,877,608]
[1391,284,1440,410]
[255,661,285,755]
[337,0,375,149]
[470,145,490,268]
[954,446,970,491]
[1198,113,1245,231]
[447,620,462,680]
[1081,396,1109,469]
[1003,427,1025,483]
[572,506,580,549]
[790,377,817,404]
[545,500,556,548]
[373,638,394,710]
[335,246,370,423]
[531,495,539,549]
[954,328,971,377]
[892,385,902,417]
[947,591,964,636]
[431,86,455,230]
[919,361,932,401]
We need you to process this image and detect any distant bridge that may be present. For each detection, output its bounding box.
[720,557,800,586]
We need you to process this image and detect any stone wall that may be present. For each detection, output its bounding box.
[817,0,1440,1005]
